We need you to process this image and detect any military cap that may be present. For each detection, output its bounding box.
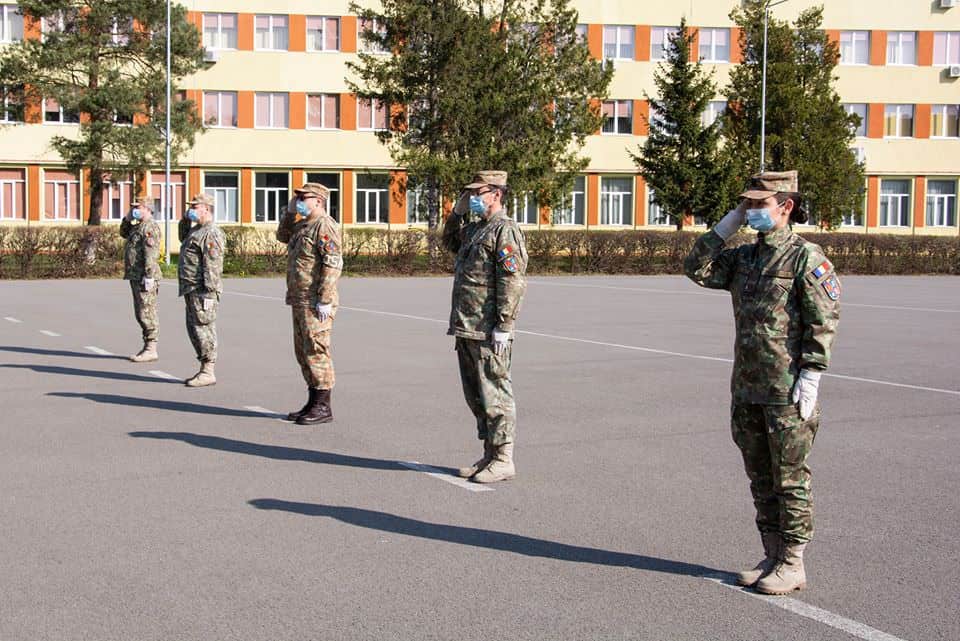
[293,182,330,198]
[188,192,215,207]
[740,170,799,200]
[464,170,508,190]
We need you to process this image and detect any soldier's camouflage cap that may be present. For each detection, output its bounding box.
[740,170,798,200]
[294,182,330,198]
[464,170,508,190]
[188,192,215,207]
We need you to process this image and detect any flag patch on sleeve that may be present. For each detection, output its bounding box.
[811,260,832,279]
[821,273,841,300]
[498,246,514,260]
[502,255,519,273]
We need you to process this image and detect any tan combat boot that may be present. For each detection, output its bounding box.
[185,361,216,387]
[756,542,807,595]
[471,442,515,483]
[458,440,495,478]
[129,341,158,363]
[736,532,781,587]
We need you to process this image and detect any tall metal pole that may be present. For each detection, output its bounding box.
[163,0,172,265]
[760,6,769,172]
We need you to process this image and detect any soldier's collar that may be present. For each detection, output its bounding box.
[758,226,793,247]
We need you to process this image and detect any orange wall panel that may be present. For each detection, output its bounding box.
[24,16,40,40]
[292,169,305,189]
[634,175,646,227]
[635,26,650,62]
[341,16,358,53]
[586,174,599,227]
[913,177,926,229]
[240,168,252,223]
[238,91,255,129]
[341,170,354,224]
[634,100,649,136]
[730,27,743,64]
[340,94,357,130]
[237,14,254,51]
[289,92,306,129]
[870,30,886,66]
[587,24,603,60]
[289,15,306,52]
[186,11,202,32]
[27,165,41,222]
[688,27,699,62]
[866,175,879,228]
[389,171,407,225]
[915,104,931,139]
[23,93,42,124]
[188,168,202,200]
[867,103,884,139]
[826,30,840,47]
[917,32,934,66]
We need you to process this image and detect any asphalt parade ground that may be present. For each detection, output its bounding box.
[1,275,958,641]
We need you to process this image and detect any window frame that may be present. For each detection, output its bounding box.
[42,98,80,124]
[203,171,240,223]
[357,97,388,131]
[254,14,289,51]
[930,104,960,139]
[602,25,634,60]
[650,26,679,62]
[359,17,388,54]
[511,192,539,226]
[254,92,289,129]
[599,176,634,227]
[253,171,290,223]
[883,104,914,139]
[355,173,389,224]
[553,176,586,226]
[878,178,912,227]
[43,171,80,221]
[202,13,238,51]
[843,103,868,138]
[601,99,633,136]
[202,91,238,129]
[886,31,916,66]
[698,28,730,63]
[306,93,340,130]
[306,15,340,52]
[925,179,958,228]
[1,3,24,43]
[0,169,26,220]
[933,32,960,67]
[839,30,870,66]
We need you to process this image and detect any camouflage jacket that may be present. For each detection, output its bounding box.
[443,209,528,340]
[278,210,343,326]
[684,227,841,405]
[119,218,162,281]
[177,221,225,297]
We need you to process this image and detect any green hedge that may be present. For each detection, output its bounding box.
[1,224,958,279]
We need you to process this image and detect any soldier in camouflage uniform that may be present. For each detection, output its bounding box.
[177,193,225,387]
[442,171,528,484]
[277,183,343,425]
[119,200,162,362]
[684,170,840,595]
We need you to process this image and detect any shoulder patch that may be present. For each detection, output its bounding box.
[501,255,519,273]
[821,273,841,300]
[321,234,339,253]
[498,245,514,261]
[811,259,833,280]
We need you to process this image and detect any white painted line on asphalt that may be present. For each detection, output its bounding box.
[244,405,285,419]
[704,575,910,641]
[149,370,180,381]
[4,316,22,323]
[39,330,61,337]
[84,346,113,355]
[516,329,735,364]
[399,461,494,493]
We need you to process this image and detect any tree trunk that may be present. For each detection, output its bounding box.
[81,167,105,263]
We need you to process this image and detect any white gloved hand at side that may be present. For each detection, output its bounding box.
[791,368,822,420]
[316,303,333,322]
[491,329,511,356]
[142,278,155,291]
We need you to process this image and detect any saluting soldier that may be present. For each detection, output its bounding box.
[177,193,225,387]
[684,170,840,595]
[120,200,162,362]
[442,170,528,484]
[277,183,343,425]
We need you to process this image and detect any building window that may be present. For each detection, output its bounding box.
[574,24,587,44]
[651,27,679,61]
[255,92,288,129]
[699,28,730,63]
[149,171,186,220]
[203,13,237,50]
[254,172,289,223]
[41,8,78,38]
[359,18,387,53]
[405,181,428,224]
[110,17,134,46]
[0,169,25,219]
[843,103,868,137]
[601,100,632,135]
[886,32,916,66]
[602,25,634,60]
[512,193,539,225]
[841,210,863,227]
[43,170,80,220]
[1,3,23,42]
[553,176,585,225]
[879,179,910,227]
[599,176,633,226]
[203,91,237,128]
[306,16,339,51]
[204,172,239,223]
[931,104,959,138]
[307,94,339,129]
[356,173,389,224]
[101,177,133,221]
[933,32,960,66]
[647,189,673,226]
[305,172,340,221]
[255,14,288,51]
[701,100,726,128]
[926,180,957,227]
[358,97,388,131]
[884,104,914,138]
[43,98,80,124]
[839,31,870,65]
[1,85,23,123]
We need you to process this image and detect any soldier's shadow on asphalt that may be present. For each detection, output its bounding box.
[0,345,127,360]
[49,393,268,417]
[248,499,729,579]
[128,431,458,474]
[8,364,180,383]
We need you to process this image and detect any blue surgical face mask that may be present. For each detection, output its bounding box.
[295,200,310,216]
[131,208,142,220]
[746,208,775,232]
[186,208,199,222]
[468,195,486,214]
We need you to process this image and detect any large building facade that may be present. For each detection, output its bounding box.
[0,1,958,235]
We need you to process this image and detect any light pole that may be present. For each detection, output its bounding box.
[163,0,172,265]
[760,0,788,172]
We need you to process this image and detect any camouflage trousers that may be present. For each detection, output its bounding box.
[292,305,334,389]
[184,292,218,363]
[455,337,515,446]
[731,403,820,544]
[129,280,158,342]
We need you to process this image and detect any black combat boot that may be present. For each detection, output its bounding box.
[296,388,333,425]
[286,388,316,422]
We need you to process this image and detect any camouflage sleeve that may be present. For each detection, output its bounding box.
[494,221,528,332]
[144,222,162,279]
[683,230,740,291]
[276,198,298,243]
[119,218,133,239]
[178,217,192,242]
[797,245,840,370]
[316,218,343,305]
[202,228,226,294]
[441,212,464,255]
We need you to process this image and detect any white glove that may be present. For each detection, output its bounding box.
[142,278,155,291]
[713,207,747,240]
[791,369,822,420]
[316,303,333,322]
[491,329,511,356]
